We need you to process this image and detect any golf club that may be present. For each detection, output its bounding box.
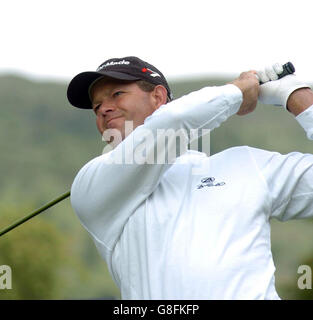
[0,191,70,237]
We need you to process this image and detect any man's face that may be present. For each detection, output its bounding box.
[90,79,158,141]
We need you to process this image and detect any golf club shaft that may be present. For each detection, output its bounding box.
[0,191,70,237]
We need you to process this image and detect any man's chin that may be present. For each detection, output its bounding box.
[100,120,135,147]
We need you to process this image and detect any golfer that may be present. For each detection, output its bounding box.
[67,56,313,299]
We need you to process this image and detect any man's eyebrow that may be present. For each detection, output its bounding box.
[90,83,130,107]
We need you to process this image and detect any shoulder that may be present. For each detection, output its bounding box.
[71,151,114,198]
[209,146,284,171]
[176,147,275,164]
[211,145,272,158]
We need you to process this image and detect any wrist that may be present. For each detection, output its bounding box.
[287,88,313,116]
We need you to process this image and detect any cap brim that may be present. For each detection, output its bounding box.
[67,71,141,109]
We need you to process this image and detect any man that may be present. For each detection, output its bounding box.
[67,56,313,299]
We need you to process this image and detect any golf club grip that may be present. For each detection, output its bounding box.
[259,62,295,84]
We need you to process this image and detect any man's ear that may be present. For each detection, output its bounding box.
[152,85,168,110]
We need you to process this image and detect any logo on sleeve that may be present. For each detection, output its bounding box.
[197,177,225,189]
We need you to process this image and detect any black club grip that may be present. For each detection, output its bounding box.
[259,62,295,84]
[278,62,295,79]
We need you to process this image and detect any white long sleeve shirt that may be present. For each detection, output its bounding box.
[70,84,313,300]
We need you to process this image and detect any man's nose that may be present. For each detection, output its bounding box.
[98,102,115,115]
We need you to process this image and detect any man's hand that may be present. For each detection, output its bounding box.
[257,63,311,112]
[230,71,260,116]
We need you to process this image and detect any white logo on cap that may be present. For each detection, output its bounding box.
[97,60,130,71]
[146,68,161,78]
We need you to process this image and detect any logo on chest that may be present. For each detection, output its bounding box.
[197,177,226,189]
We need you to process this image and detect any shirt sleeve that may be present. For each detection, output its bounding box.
[249,103,313,221]
[70,84,242,249]
[252,148,313,221]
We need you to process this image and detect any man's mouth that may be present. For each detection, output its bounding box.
[106,116,122,127]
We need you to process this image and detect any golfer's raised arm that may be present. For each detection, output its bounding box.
[70,84,244,249]
[251,87,313,221]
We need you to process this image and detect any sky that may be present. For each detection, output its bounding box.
[1,0,312,83]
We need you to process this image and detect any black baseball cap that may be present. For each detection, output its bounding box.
[67,56,173,109]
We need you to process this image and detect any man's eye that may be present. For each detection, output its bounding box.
[113,91,123,97]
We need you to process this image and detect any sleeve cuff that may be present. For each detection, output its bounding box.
[295,104,313,140]
[222,84,243,115]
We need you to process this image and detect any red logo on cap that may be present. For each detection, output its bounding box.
[141,67,161,78]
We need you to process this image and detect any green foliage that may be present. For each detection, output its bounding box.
[0,73,312,299]
[0,205,76,299]
[0,204,120,299]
